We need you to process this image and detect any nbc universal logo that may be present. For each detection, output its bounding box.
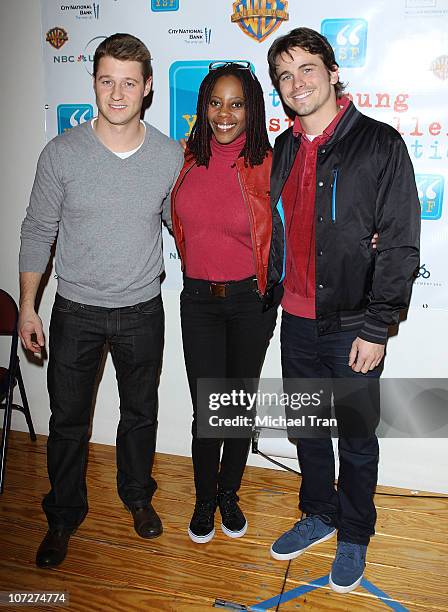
[57,104,93,134]
[60,3,100,19]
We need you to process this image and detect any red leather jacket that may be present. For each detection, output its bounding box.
[171,151,273,295]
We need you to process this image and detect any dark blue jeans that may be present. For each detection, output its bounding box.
[43,293,164,531]
[281,312,381,545]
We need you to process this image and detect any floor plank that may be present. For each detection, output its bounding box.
[1,431,447,611]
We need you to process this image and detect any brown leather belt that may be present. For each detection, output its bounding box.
[183,276,259,298]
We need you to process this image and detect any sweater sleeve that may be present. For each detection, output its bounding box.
[359,134,421,344]
[19,140,64,273]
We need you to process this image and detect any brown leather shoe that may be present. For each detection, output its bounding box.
[36,529,71,568]
[128,503,163,539]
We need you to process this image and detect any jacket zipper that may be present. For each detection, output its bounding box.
[172,161,196,204]
[332,168,339,223]
[267,138,300,290]
[276,196,286,283]
[236,167,262,297]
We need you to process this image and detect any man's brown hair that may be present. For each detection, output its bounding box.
[93,33,152,82]
[267,27,345,97]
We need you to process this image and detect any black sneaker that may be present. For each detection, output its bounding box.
[188,499,216,544]
[218,490,248,538]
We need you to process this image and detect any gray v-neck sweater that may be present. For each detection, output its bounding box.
[20,120,183,307]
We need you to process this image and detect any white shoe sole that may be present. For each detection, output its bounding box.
[188,527,215,544]
[329,573,363,593]
[270,528,336,561]
[221,520,248,538]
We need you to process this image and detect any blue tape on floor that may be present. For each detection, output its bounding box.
[250,574,410,611]
[249,574,329,610]
[361,578,410,611]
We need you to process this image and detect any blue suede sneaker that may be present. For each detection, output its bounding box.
[329,541,367,593]
[270,515,336,561]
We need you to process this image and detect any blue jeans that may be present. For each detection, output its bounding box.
[43,293,164,531]
[281,312,381,545]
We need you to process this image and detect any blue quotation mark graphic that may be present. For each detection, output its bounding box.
[321,18,368,67]
[57,104,94,134]
[416,174,444,220]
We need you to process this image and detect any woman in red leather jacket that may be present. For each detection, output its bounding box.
[171,62,278,544]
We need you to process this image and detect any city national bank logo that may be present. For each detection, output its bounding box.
[57,104,93,134]
[231,0,289,43]
[168,27,212,44]
[321,18,367,67]
[416,174,444,220]
[151,0,179,10]
[405,0,436,8]
[60,3,100,19]
[46,27,68,49]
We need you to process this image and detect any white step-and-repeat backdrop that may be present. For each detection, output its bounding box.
[40,0,447,307]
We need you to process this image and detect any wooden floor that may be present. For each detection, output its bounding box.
[0,431,447,612]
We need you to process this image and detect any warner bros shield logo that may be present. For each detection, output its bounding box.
[231,0,289,43]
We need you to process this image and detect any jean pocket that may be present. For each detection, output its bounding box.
[53,295,81,313]
[180,288,206,302]
[133,294,163,314]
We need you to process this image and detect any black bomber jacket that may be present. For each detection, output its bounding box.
[265,102,421,344]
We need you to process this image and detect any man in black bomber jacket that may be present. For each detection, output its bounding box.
[265,27,420,593]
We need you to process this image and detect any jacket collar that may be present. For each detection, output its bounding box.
[324,101,361,146]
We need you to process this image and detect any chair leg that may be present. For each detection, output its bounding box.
[0,386,14,495]
[16,366,36,442]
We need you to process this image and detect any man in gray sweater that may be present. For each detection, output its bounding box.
[19,33,183,568]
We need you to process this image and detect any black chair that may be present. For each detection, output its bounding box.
[0,289,36,493]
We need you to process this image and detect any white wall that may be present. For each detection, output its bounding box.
[1,0,447,493]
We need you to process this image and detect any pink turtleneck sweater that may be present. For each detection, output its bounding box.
[175,133,255,282]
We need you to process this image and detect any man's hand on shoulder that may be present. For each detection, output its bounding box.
[18,304,45,356]
[348,337,384,374]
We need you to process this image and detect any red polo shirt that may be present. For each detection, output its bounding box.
[282,96,350,318]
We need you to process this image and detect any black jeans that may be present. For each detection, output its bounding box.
[44,293,164,531]
[181,278,277,502]
[281,312,381,545]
